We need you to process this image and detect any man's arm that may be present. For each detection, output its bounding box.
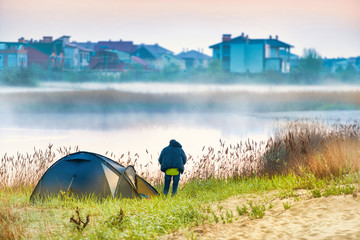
[182,150,187,165]
[159,150,163,165]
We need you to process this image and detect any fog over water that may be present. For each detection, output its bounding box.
[2,82,360,94]
[1,82,359,159]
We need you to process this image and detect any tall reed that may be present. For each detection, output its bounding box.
[1,120,359,189]
[261,120,360,177]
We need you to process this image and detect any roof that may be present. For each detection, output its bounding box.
[137,44,173,59]
[94,41,137,53]
[29,42,63,55]
[262,39,293,48]
[72,41,97,51]
[131,56,148,67]
[54,35,71,42]
[177,50,211,60]
[65,43,93,52]
[210,35,293,48]
[100,49,130,60]
[76,45,94,52]
[0,42,28,50]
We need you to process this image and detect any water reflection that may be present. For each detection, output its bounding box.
[1,110,359,157]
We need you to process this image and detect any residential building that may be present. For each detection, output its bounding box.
[63,43,79,69]
[91,40,141,71]
[130,56,149,70]
[71,41,96,69]
[62,43,93,70]
[280,49,299,70]
[176,50,211,69]
[89,49,125,71]
[134,44,185,71]
[76,45,93,70]
[209,33,293,73]
[323,57,360,73]
[27,36,64,69]
[0,41,27,70]
[54,36,92,70]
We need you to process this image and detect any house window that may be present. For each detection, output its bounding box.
[0,55,4,69]
[222,45,230,57]
[222,58,230,71]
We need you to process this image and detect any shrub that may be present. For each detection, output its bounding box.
[0,67,37,86]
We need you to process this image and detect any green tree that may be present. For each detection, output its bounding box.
[207,59,223,73]
[297,48,323,83]
[340,63,357,82]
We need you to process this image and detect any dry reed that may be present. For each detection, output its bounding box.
[0,144,79,188]
[1,120,359,189]
[261,120,360,177]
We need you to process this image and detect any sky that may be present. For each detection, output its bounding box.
[0,0,359,58]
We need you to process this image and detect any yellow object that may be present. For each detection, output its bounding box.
[166,168,179,175]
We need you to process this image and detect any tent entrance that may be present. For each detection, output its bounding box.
[101,163,119,197]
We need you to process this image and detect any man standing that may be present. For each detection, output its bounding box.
[158,139,187,196]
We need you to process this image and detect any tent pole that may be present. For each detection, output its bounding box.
[66,175,76,192]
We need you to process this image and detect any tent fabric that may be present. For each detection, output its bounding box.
[125,165,136,188]
[30,151,158,201]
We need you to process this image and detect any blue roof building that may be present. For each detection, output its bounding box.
[176,50,211,69]
[134,44,185,71]
[209,33,293,73]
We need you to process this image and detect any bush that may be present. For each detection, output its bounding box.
[0,67,37,86]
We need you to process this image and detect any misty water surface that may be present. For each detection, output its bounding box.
[2,82,360,94]
[1,82,359,158]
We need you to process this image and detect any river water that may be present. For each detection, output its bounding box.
[1,82,359,159]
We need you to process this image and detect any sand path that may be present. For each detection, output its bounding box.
[166,192,360,240]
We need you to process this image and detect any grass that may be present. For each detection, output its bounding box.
[236,204,248,216]
[0,197,25,240]
[282,201,292,210]
[248,201,266,219]
[1,120,360,239]
[1,172,359,239]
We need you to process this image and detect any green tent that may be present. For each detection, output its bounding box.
[30,151,158,201]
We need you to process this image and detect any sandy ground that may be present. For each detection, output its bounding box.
[166,191,360,240]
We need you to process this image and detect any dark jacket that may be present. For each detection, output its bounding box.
[159,139,187,174]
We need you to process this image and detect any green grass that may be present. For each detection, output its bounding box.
[282,201,292,210]
[1,171,359,239]
[248,201,266,219]
[236,204,248,216]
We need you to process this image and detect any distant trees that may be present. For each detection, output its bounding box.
[207,59,223,73]
[335,63,357,82]
[291,48,323,83]
[299,49,323,74]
